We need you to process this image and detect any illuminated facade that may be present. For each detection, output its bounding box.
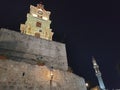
[90,86,100,90]
[92,57,106,90]
[20,4,54,40]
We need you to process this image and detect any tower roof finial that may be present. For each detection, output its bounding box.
[37,2,44,9]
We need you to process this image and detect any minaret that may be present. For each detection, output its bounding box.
[92,57,106,90]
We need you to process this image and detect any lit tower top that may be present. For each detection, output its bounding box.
[92,57,106,90]
[20,4,54,40]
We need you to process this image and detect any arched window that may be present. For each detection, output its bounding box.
[35,33,40,38]
[36,22,41,27]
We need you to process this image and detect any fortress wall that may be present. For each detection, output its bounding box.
[0,28,68,70]
[0,59,86,90]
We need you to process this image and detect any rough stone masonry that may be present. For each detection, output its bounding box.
[0,28,87,90]
[0,28,68,71]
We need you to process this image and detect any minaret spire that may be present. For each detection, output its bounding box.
[92,57,106,90]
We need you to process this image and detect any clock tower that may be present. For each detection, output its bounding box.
[20,4,54,40]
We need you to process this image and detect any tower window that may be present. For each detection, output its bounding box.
[39,30,42,32]
[36,22,41,27]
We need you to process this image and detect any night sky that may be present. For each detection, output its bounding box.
[0,0,120,89]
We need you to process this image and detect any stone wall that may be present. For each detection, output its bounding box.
[0,59,87,90]
[0,28,68,71]
[0,28,87,90]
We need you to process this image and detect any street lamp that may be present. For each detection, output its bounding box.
[86,83,89,87]
[50,66,54,90]
[86,83,89,90]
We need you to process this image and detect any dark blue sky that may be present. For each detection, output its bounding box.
[0,0,120,89]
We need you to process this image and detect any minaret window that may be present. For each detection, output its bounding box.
[36,22,41,27]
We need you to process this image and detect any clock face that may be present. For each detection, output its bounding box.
[38,11,43,15]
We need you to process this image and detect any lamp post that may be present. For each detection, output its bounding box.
[86,82,89,90]
[50,66,54,90]
[86,83,89,87]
